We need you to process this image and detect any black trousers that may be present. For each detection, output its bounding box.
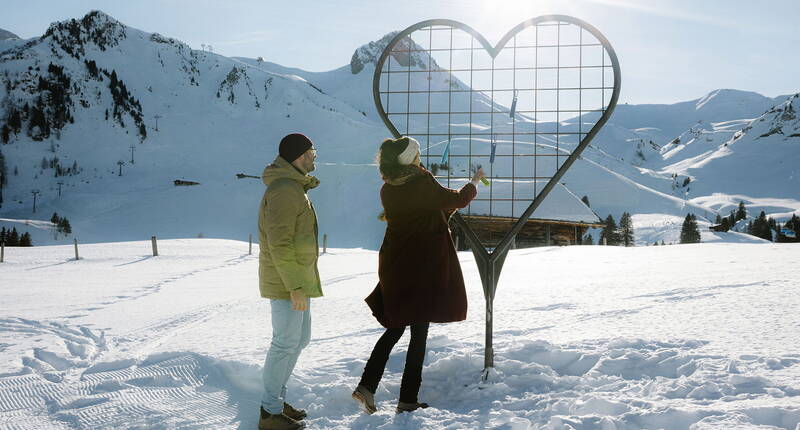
[358,323,430,403]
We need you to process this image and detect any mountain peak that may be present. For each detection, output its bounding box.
[42,10,127,56]
[350,31,440,75]
[0,27,20,40]
[350,32,398,74]
[694,88,773,111]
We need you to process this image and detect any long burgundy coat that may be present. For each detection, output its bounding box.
[366,168,477,328]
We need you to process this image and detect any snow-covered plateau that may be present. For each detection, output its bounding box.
[1,240,798,429]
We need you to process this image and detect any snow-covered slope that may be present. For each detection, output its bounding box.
[1,240,798,428]
[0,27,19,41]
[0,11,797,248]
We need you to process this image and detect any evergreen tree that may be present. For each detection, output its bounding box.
[58,217,72,235]
[1,124,8,144]
[51,212,60,225]
[600,215,619,245]
[19,232,32,247]
[581,195,591,208]
[750,211,772,241]
[735,201,747,221]
[661,240,665,246]
[786,214,800,234]
[619,212,635,246]
[0,226,6,243]
[8,108,22,132]
[768,217,777,232]
[720,217,731,231]
[715,213,722,224]
[7,227,19,246]
[679,213,701,244]
[583,233,593,245]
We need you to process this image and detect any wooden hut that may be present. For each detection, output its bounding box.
[450,184,603,249]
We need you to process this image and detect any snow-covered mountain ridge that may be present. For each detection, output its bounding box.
[0,11,797,247]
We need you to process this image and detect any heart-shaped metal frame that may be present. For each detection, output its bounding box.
[372,15,621,371]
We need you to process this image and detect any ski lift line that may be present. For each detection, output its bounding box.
[389,43,603,54]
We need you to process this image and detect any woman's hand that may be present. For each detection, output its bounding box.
[471,168,485,183]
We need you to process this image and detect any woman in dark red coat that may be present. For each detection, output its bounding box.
[352,136,484,414]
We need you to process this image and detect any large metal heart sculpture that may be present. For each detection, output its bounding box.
[372,15,620,370]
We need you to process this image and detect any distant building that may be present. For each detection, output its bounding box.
[450,184,603,249]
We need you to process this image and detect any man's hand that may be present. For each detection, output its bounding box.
[289,289,308,311]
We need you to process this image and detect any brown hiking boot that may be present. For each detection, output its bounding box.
[283,402,307,421]
[351,385,377,414]
[396,401,429,414]
[258,412,305,430]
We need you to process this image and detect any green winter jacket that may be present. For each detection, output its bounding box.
[258,156,323,299]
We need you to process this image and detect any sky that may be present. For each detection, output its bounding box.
[2,0,799,105]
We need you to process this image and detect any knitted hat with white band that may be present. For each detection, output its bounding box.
[397,137,420,165]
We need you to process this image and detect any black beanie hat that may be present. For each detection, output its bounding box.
[279,133,313,163]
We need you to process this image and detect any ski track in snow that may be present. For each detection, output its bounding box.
[1,241,799,429]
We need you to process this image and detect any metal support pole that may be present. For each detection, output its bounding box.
[151,235,158,256]
[323,234,327,254]
[484,259,495,371]
[73,238,79,260]
[1,241,4,263]
[31,190,40,213]
[248,233,252,255]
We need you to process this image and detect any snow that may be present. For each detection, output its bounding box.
[1,12,797,250]
[1,240,799,429]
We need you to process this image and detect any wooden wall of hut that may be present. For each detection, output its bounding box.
[449,216,591,250]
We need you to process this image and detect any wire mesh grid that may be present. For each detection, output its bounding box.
[375,18,618,221]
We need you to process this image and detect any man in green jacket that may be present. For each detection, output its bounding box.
[258,133,323,430]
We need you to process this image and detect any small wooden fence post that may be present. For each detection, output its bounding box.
[323,234,328,254]
[73,238,79,260]
[545,225,552,246]
[151,235,159,256]
[248,233,252,255]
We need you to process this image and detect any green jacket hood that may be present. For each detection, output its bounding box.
[262,156,320,190]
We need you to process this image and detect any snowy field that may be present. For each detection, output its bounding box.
[1,240,799,429]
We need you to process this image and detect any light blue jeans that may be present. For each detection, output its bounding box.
[261,298,311,414]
